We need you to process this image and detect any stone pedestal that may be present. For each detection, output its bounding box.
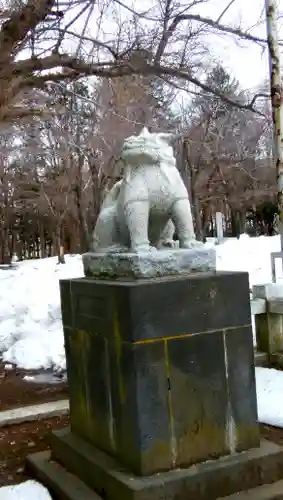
[82,247,216,280]
[60,271,259,476]
[27,271,283,500]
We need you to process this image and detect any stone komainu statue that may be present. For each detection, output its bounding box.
[91,127,201,253]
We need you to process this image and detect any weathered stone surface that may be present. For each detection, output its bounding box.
[224,327,259,452]
[219,479,283,499]
[60,280,72,328]
[62,271,251,343]
[108,339,173,475]
[59,271,259,477]
[63,327,114,455]
[27,450,101,500]
[27,434,283,500]
[255,312,283,354]
[0,400,69,428]
[168,331,229,466]
[254,350,269,367]
[120,271,251,342]
[269,299,283,314]
[82,247,216,279]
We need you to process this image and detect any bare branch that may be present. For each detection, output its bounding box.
[0,0,56,62]
[22,54,265,114]
[216,0,237,23]
[165,13,269,46]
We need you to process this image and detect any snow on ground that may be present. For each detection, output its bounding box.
[0,234,282,371]
[0,480,52,499]
[0,254,84,371]
[216,233,282,287]
[256,367,283,427]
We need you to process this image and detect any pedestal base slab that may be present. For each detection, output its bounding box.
[27,429,283,500]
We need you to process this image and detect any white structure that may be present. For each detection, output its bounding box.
[215,212,224,243]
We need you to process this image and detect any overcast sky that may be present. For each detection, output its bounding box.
[62,0,283,92]
[204,0,283,90]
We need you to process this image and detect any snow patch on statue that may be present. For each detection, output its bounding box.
[91,127,202,253]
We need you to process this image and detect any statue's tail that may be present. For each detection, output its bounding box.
[101,180,122,210]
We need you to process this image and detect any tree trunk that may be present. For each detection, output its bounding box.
[1,187,11,264]
[74,184,88,253]
[2,231,10,264]
[17,240,23,261]
[239,210,246,234]
[230,209,240,238]
[223,202,229,237]
[202,204,210,241]
[88,156,104,227]
[56,224,65,264]
[193,195,203,241]
[40,221,46,258]
[185,148,203,241]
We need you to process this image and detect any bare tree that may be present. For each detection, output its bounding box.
[0,0,275,124]
[180,66,267,237]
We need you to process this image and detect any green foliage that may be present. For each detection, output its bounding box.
[194,64,241,119]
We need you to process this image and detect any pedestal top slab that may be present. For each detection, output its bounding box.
[82,247,216,279]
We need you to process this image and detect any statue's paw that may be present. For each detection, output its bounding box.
[106,244,129,253]
[159,239,177,249]
[132,244,157,253]
[93,244,129,253]
[180,239,203,249]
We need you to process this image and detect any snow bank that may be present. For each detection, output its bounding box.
[0,480,52,500]
[0,234,281,371]
[0,255,83,371]
[256,367,283,427]
[216,234,281,287]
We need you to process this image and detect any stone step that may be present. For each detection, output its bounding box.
[27,450,101,500]
[270,351,283,369]
[27,452,283,500]
[219,479,283,499]
[27,430,283,500]
[255,350,269,367]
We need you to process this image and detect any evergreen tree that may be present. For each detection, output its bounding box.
[194,65,240,119]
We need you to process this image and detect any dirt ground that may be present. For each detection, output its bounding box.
[0,364,68,411]
[0,362,69,488]
[0,414,70,486]
[0,419,282,489]
[260,424,283,446]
